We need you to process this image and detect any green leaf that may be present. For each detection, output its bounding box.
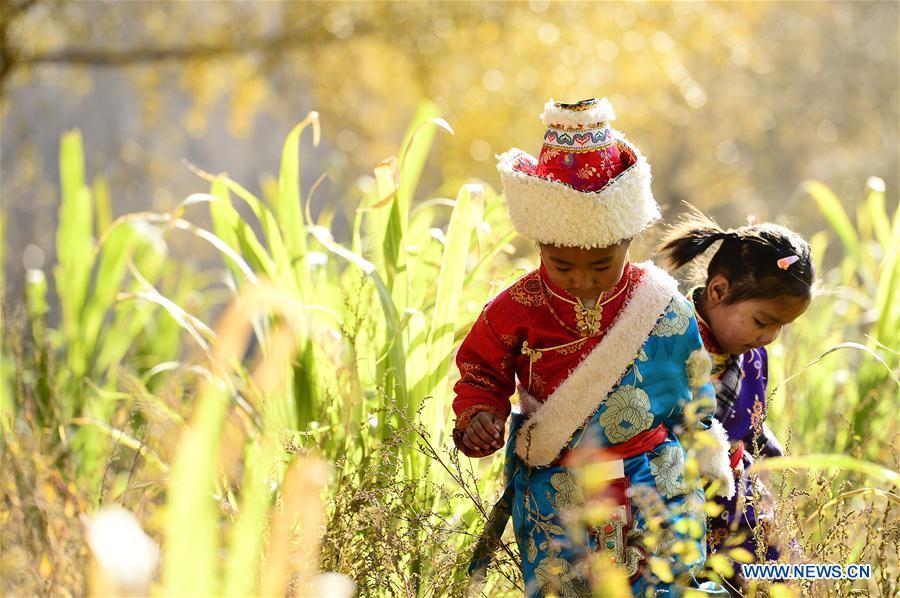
[277,113,318,298]
[748,453,900,485]
[365,158,400,283]
[118,262,215,354]
[804,180,859,260]
[209,177,275,281]
[71,418,168,473]
[94,248,166,374]
[804,179,876,290]
[874,205,899,344]
[162,386,229,596]
[865,177,891,249]
[277,112,318,260]
[770,341,899,394]
[292,340,318,430]
[397,104,451,221]
[222,441,273,597]
[308,224,407,410]
[94,175,112,235]
[55,130,94,377]
[81,222,138,365]
[418,185,481,428]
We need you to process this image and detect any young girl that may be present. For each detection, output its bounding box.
[453,98,732,596]
[659,211,814,590]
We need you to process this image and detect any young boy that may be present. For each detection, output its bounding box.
[454,98,732,596]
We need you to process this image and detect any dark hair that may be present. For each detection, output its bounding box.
[659,207,814,304]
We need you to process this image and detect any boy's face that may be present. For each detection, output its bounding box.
[539,239,631,302]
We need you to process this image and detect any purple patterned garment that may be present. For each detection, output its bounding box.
[718,348,782,455]
[707,347,787,587]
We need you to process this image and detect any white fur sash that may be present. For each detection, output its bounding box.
[514,262,680,467]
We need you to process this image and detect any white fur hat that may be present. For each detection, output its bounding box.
[497,97,659,249]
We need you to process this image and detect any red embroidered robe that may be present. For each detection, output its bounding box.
[452,262,644,455]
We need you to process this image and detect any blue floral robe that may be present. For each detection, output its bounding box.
[493,295,721,596]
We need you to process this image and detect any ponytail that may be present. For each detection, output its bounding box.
[659,205,814,304]
[659,207,738,270]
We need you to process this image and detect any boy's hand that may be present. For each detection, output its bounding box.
[462,411,505,457]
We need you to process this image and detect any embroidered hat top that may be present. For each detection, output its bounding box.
[497,97,660,249]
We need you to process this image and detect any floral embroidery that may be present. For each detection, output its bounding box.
[458,362,498,390]
[685,348,712,388]
[683,488,707,520]
[632,346,650,383]
[598,150,618,180]
[556,337,590,355]
[530,371,548,397]
[540,146,562,164]
[654,526,678,555]
[652,297,691,337]
[509,272,545,307]
[707,526,729,550]
[499,334,520,350]
[650,445,686,498]
[750,397,765,433]
[599,386,654,443]
[533,557,588,598]
[550,472,585,509]
[459,361,479,377]
[577,164,599,180]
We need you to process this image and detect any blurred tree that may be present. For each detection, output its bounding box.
[2,0,898,301]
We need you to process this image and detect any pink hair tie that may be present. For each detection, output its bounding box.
[777,255,800,270]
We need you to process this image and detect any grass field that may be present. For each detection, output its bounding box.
[1,111,897,597]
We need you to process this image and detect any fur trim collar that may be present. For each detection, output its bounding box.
[514,263,679,467]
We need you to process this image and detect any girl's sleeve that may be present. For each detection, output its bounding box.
[452,306,517,453]
[739,347,785,457]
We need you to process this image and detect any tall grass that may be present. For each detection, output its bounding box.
[1,112,896,596]
[767,178,899,463]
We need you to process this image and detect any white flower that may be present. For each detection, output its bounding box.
[313,572,357,597]
[600,386,654,443]
[306,251,328,268]
[86,506,159,593]
[650,445,686,498]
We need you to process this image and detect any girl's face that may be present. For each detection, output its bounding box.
[539,240,631,301]
[701,274,810,355]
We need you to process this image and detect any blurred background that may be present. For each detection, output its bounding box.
[3,0,898,307]
[1,2,898,596]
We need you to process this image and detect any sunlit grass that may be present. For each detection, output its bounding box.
[1,110,896,596]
